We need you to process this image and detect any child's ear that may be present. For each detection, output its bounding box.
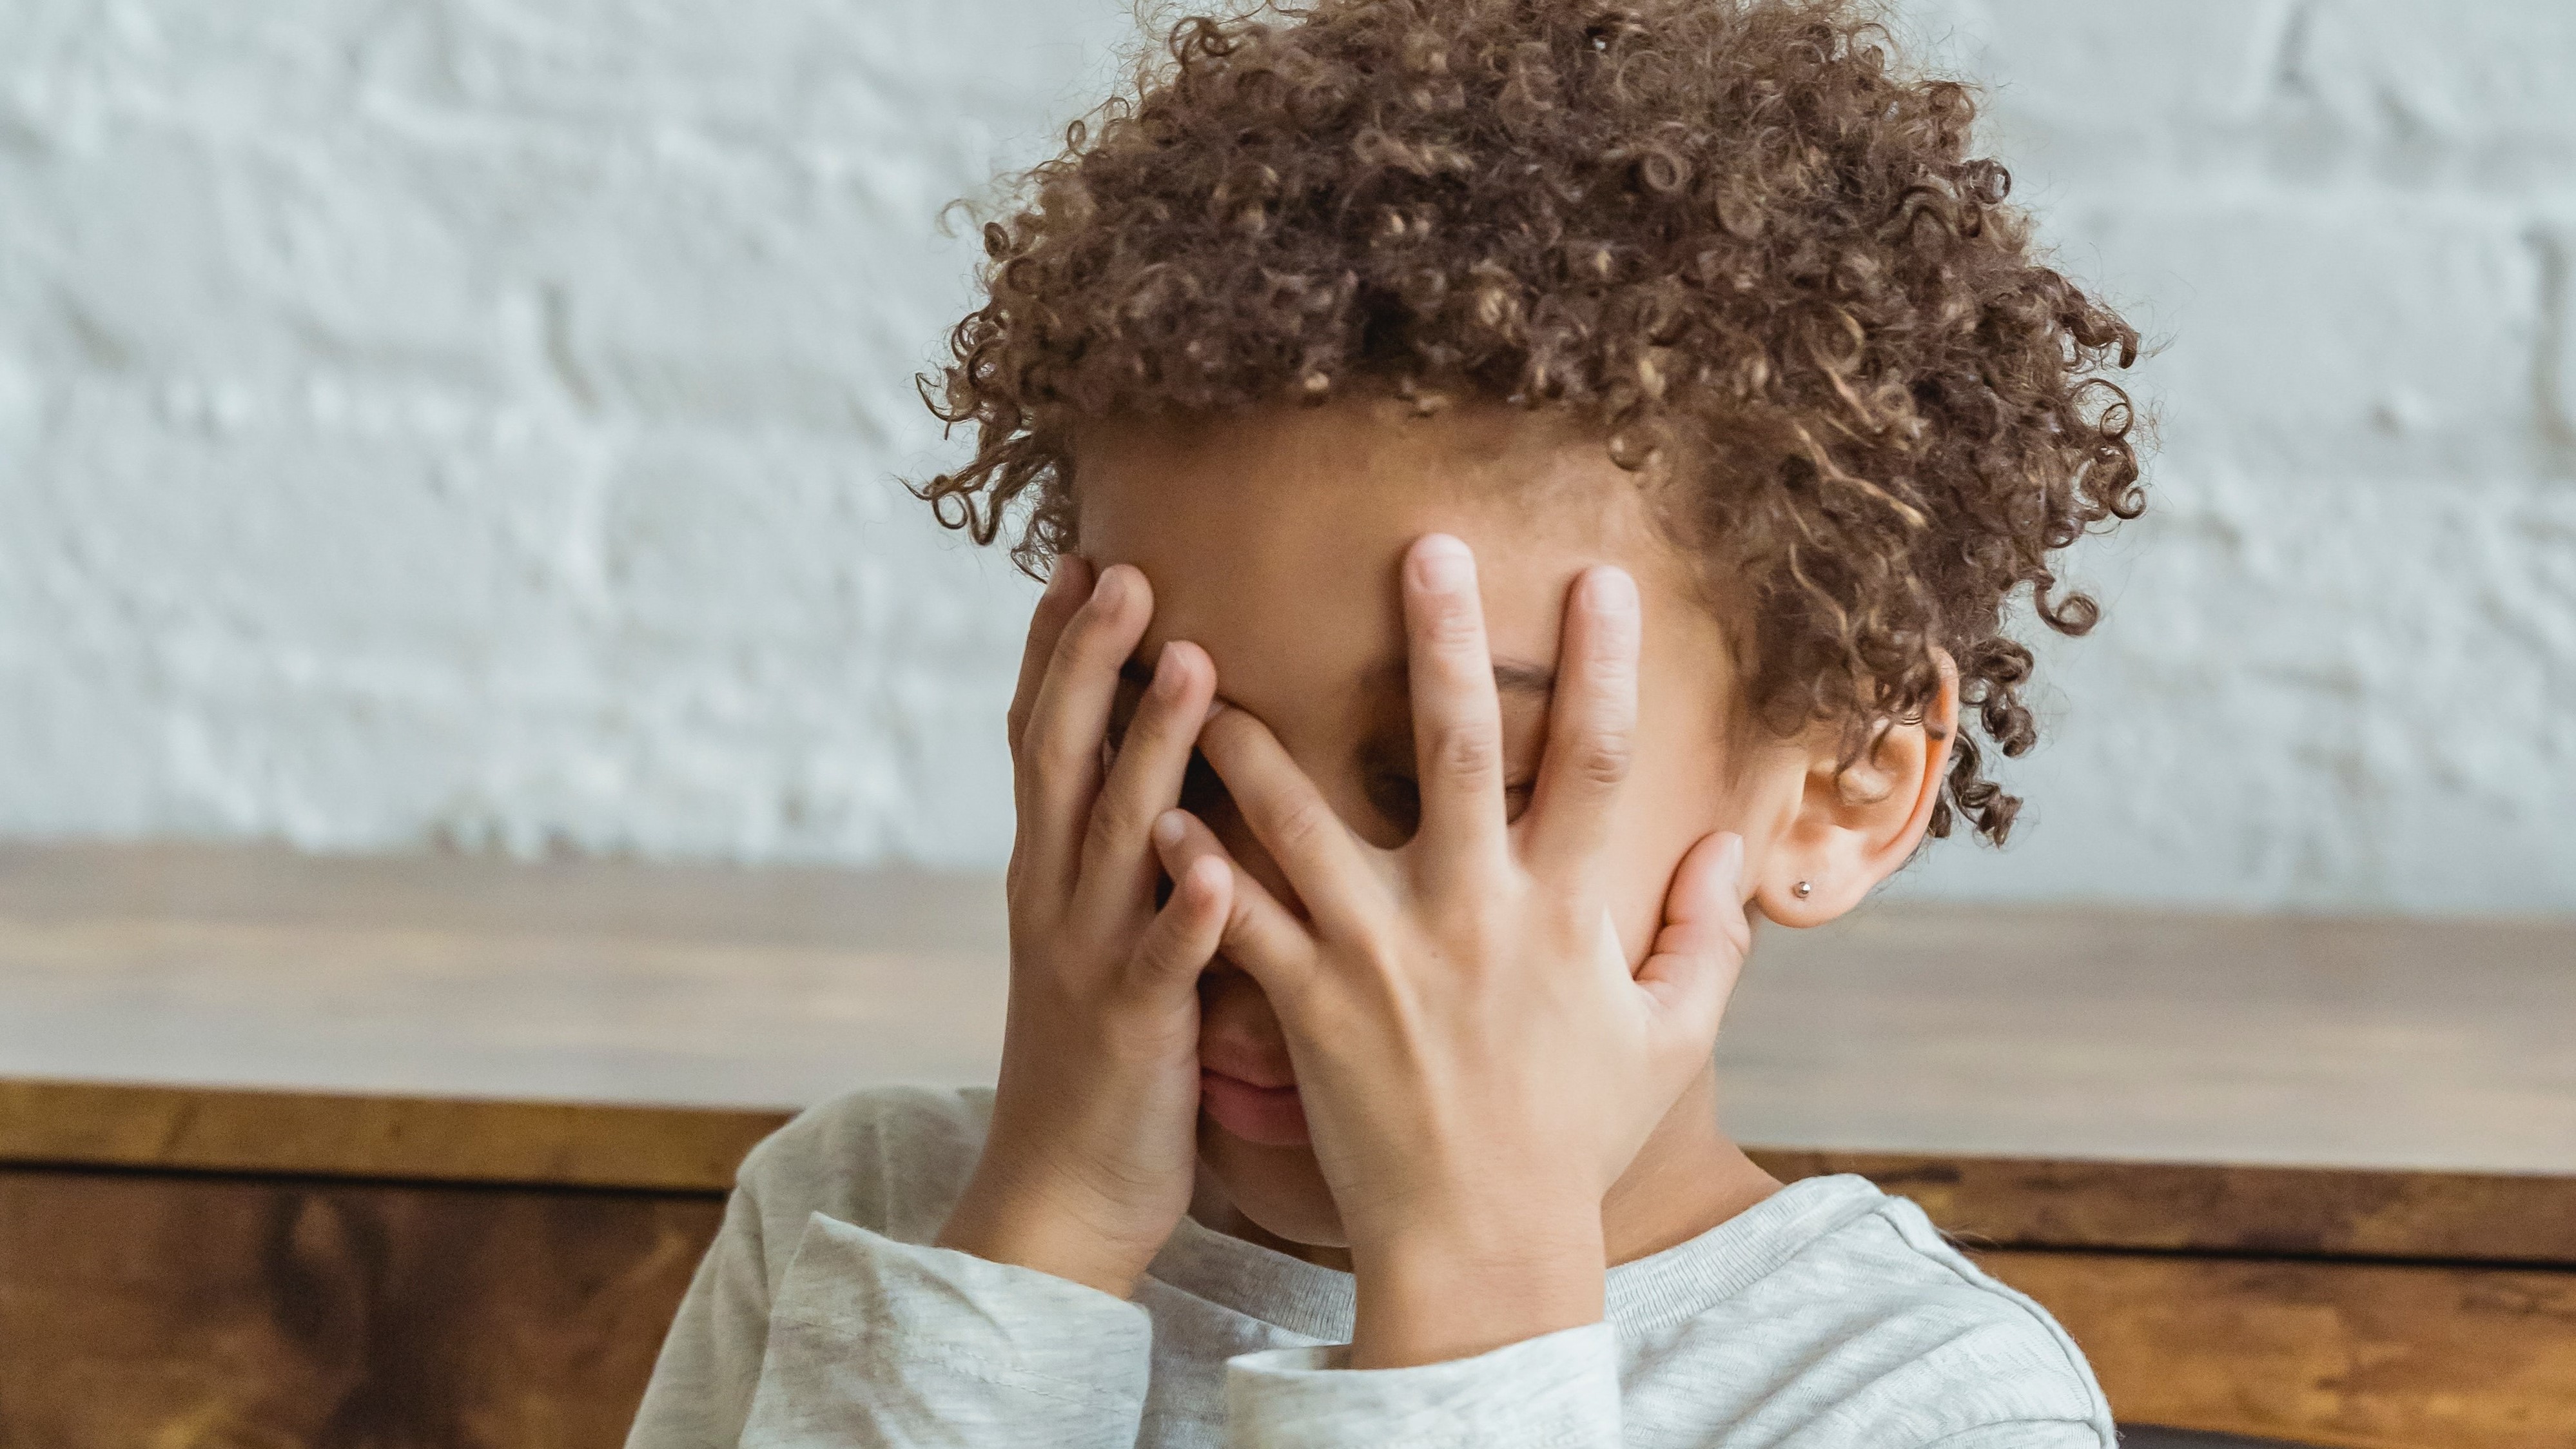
[1754,652,1960,927]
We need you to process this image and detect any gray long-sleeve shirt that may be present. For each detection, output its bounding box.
[627,1085,2114,1448]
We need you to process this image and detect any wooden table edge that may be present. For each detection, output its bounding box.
[0,1077,792,1195]
[6,1076,2571,1265]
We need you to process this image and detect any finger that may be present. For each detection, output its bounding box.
[1401,534,1509,878]
[1008,557,1093,760]
[1634,832,1751,1054]
[1076,639,1218,923]
[1195,704,1380,938]
[1019,564,1153,903]
[1521,565,1641,879]
[1150,808,1318,1001]
[1124,848,1231,996]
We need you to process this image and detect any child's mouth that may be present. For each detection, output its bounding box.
[1198,1068,1310,1147]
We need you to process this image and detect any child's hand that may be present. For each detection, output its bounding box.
[1151,535,1750,1367]
[936,558,1230,1297]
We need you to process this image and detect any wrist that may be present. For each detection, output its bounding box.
[935,1161,1170,1299]
[1347,1202,1607,1369]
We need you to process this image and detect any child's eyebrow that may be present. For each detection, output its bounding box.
[1364,656,1557,698]
[1117,655,1554,695]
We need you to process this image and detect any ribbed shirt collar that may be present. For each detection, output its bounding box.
[1145,1173,1890,1343]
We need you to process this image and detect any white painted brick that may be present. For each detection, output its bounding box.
[1931,1,2576,195]
[1914,0,2296,150]
[1899,472,2576,912]
[2,0,2571,912]
[2285,1,2576,154]
[2062,202,2543,479]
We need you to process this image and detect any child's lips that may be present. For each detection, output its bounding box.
[1198,1068,1310,1147]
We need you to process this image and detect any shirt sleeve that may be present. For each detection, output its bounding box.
[732,1211,1156,1449]
[627,1181,777,1449]
[1224,1321,1621,1449]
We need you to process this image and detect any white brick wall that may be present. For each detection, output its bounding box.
[3,1,2570,913]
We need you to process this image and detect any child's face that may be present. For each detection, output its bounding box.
[1076,397,1772,1250]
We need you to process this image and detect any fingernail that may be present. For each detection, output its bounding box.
[1588,565,1639,615]
[1151,641,1184,698]
[1153,810,1187,849]
[1412,534,1472,591]
[1093,565,1127,607]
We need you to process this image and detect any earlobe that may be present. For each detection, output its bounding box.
[1754,853,1857,926]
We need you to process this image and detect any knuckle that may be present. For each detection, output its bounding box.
[1570,727,1634,789]
[1027,733,1095,794]
[1222,891,1258,938]
[1085,793,1151,862]
[1030,721,1086,771]
[1430,722,1501,781]
[1351,918,1414,976]
[1423,896,1497,952]
[1269,794,1338,854]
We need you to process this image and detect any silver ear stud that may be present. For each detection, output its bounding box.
[1792,880,1814,899]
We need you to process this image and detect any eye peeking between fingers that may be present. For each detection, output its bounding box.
[1361,764,1538,844]
[1109,657,1231,829]
[1106,660,1153,754]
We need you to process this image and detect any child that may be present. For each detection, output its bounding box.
[629,1,2145,1444]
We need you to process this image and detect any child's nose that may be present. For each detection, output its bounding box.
[1197,963,1293,1060]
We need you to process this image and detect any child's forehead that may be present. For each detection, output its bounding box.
[1113,538,1568,718]
[1071,401,1693,605]
[1084,486,1599,705]
[1071,407,1721,725]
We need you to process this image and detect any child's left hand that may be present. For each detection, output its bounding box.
[1151,533,1751,1371]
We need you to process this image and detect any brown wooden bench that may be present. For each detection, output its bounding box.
[3,842,2570,1447]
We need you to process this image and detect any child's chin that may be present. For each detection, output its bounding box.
[1197,1121,1348,1251]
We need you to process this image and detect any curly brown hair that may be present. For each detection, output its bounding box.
[914,0,2145,845]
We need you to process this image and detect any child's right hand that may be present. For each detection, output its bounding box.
[934,558,1231,1297]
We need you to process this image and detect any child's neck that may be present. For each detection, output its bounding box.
[1602,1073,1784,1265]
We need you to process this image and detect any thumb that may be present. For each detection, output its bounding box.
[1633,831,1751,1049]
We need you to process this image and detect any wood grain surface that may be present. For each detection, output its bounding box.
[1983,1249,2576,1449]
[10,1152,2571,1449]
[1751,1150,2576,1266]
[0,1165,719,1449]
